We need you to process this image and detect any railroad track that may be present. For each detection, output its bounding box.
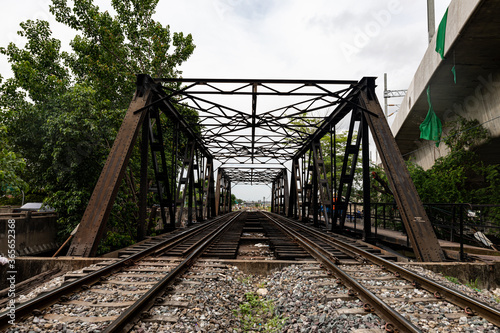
[2,211,500,332]
[0,211,242,332]
[264,211,500,332]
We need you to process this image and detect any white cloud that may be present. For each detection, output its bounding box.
[0,0,451,200]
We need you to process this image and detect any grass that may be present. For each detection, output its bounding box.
[445,276,482,292]
[237,275,253,285]
[444,276,460,284]
[233,292,288,332]
[465,278,481,292]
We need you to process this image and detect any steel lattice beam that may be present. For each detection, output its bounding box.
[69,74,444,262]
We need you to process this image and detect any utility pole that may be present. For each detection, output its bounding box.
[383,73,407,119]
[384,73,388,118]
[427,0,436,43]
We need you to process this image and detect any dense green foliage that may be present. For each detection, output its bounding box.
[407,118,499,204]
[0,0,195,253]
[0,123,27,196]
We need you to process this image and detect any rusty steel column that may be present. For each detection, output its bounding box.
[226,178,232,213]
[68,75,152,257]
[282,168,290,216]
[312,141,333,230]
[289,159,301,219]
[215,168,222,216]
[203,157,215,219]
[271,180,276,213]
[359,77,445,262]
[175,141,196,226]
[137,111,149,241]
[361,112,372,242]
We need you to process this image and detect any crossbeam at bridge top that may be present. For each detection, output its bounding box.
[157,77,359,179]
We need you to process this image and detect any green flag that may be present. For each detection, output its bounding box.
[419,86,442,147]
[435,8,448,59]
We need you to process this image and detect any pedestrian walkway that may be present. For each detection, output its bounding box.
[342,219,500,262]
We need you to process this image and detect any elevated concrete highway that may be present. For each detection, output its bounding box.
[391,0,500,169]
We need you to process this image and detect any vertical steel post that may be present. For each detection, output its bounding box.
[427,0,436,43]
[271,180,276,213]
[312,145,319,228]
[283,168,289,216]
[138,111,149,241]
[215,169,222,216]
[362,112,372,241]
[187,152,194,226]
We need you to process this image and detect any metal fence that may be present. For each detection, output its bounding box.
[347,202,500,261]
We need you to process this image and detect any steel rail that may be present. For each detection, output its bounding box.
[104,211,243,332]
[262,212,421,333]
[0,213,235,329]
[268,212,500,327]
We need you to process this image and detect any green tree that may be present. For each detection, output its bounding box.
[50,0,195,108]
[0,0,195,253]
[408,117,498,204]
[0,122,28,197]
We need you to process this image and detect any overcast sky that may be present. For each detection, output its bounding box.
[0,0,451,201]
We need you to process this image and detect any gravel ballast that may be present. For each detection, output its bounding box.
[3,262,500,332]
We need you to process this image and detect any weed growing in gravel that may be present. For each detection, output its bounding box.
[233,292,287,332]
[238,276,254,285]
[465,278,481,292]
[444,276,460,284]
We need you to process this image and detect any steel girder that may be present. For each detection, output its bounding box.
[69,74,444,262]
[271,169,289,215]
[215,168,231,215]
[68,75,216,256]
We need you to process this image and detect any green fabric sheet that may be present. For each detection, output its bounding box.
[419,86,442,147]
[435,8,449,59]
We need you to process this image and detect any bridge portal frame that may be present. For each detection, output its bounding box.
[68,75,444,262]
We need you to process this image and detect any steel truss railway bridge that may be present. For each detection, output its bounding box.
[67,75,444,262]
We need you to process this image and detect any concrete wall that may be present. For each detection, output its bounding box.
[389,0,500,169]
[392,0,481,139]
[0,211,58,257]
[409,70,500,169]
